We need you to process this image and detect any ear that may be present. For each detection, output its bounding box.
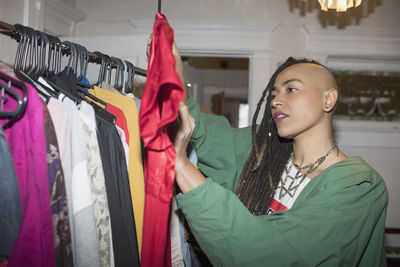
[323,88,338,113]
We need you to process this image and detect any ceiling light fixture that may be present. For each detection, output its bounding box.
[318,0,362,12]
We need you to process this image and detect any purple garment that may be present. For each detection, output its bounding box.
[0,70,56,267]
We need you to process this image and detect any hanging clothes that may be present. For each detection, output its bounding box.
[0,70,56,267]
[42,103,74,267]
[1,21,156,267]
[47,97,68,158]
[107,103,130,167]
[59,95,101,267]
[0,125,22,260]
[95,114,140,267]
[139,13,185,267]
[88,86,145,256]
[78,101,112,267]
[107,103,130,145]
[170,197,185,267]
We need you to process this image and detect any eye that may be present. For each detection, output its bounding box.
[287,87,297,93]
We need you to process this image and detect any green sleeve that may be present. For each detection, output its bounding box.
[186,94,253,191]
[176,167,388,267]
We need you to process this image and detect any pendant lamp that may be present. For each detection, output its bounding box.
[318,0,362,12]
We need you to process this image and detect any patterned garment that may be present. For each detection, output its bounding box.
[43,102,74,267]
[267,158,311,215]
[79,102,111,267]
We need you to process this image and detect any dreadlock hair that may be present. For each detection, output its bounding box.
[235,57,328,216]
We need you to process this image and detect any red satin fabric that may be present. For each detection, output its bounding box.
[139,13,185,267]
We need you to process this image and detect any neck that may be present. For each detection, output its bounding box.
[292,121,335,168]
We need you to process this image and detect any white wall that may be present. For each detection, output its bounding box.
[0,0,45,64]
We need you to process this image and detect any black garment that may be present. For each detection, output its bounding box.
[48,67,79,98]
[0,126,22,257]
[95,114,140,267]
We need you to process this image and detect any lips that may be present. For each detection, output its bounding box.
[273,111,288,123]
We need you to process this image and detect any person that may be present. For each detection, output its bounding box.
[168,42,388,266]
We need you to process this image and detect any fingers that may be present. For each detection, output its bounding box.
[146,34,153,62]
[178,102,195,137]
[172,42,189,101]
[174,102,195,160]
[172,41,181,59]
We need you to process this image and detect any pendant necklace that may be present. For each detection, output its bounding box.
[278,142,337,200]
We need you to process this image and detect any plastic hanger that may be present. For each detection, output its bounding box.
[46,34,62,76]
[63,41,78,77]
[121,58,128,94]
[106,55,114,87]
[77,44,89,81]
[13,24,28,72]
[24,27,37,75]
[74,44,108,107]
[125,60,136,94]
[0,80,22,117]
[0,71,28,129]
[25,38,80,103]
[36,30,49,77]
[111,57,123,91]
[13,26,54,100]
[93,51,106,86]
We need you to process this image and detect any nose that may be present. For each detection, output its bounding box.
[270,94,282,109]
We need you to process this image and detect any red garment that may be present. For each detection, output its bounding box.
[107,103,129,145]
[139,13,185,267]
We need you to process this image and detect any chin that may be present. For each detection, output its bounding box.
[277,128,296,139]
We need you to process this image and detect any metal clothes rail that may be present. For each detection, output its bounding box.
[0,20,147,77]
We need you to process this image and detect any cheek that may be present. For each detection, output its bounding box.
[294,96,323,121]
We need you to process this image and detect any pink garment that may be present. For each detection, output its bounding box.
[139,13,185,267]
[47,97,68,158]
[0,71,55,267]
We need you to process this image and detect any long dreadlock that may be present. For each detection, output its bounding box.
[235,57,327,215]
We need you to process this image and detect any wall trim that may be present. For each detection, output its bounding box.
[130,19,278,53]
[334,119,400,148]
[305,25,400,71]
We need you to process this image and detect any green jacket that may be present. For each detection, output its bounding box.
[176,95,389,267]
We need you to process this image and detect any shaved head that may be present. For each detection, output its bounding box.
[281,63,338,94]
[305,63,338,92]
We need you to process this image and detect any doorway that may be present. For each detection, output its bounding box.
[182,56,250,127]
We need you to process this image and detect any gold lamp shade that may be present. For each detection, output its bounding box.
[318,0,362,12]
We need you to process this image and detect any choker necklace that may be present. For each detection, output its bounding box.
[291,142,337,174]
[278,142,337,200]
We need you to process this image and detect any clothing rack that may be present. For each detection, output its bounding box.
[0,20,147,77]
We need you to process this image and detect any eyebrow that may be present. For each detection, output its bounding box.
[281,78,303,86]
[272,78,303,92]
